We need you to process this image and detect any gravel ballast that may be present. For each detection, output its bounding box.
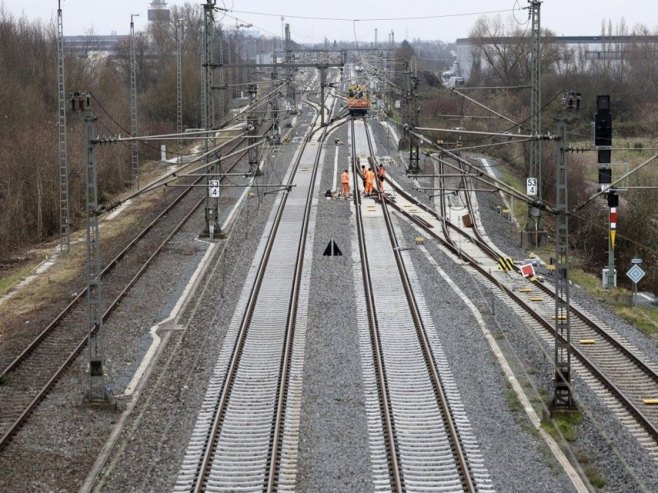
[3,109,658,492]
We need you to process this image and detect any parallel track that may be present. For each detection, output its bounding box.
[0,137,251,453]
[353,118,490,491]
[175,91,339,491]
[384,147,658,458]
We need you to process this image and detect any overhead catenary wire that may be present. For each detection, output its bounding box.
[226,8,517,23]
[100,135,264,214]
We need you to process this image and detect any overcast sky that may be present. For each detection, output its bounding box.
[1,0,654,43]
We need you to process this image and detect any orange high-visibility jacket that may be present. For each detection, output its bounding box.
[341,171,349,184]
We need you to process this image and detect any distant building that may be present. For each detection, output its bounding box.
[456,35,658,81]
[64,35,127,58]
[148,0,170,21]
[441,51,464,88]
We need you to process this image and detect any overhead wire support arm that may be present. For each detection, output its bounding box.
[97,138,266,214]
[449,87,522,127]
[572,151,658,213]
[410,129,559,215]
[415,126,540,140]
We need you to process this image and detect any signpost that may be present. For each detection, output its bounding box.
[208,179,220,198]
[626,259,645,306]
[526,177,537,196]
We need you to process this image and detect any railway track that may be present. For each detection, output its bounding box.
[379,143,658,460]
[351,118,492,491]
[174,87,340,491]
[0,135,252,454]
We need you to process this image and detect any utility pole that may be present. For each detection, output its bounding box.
[176,17,184,165]
[130,14,140,191]
[551,92,579,412]
[203,0,220,237]
[407,57,420,173]
[523,0,547,247]
[217,23,225,123]
[319,64,328,126]
[285,23,296,114]
[57,1,69,253]
[247,83,260,174]
[71,92,109,403]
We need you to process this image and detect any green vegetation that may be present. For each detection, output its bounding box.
[584,464,607,489]
[615,304,658,336]
[569,267,658,336]
[506,386,524,413]
[0,254,47,296]
[574,449,608,489]
[541,410,581,443]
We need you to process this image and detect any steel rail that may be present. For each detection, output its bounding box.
[384,160,658,445]
[365,121,476,492]
[267,120,332,493]
[0,141,250,453]
[0,195,203,453]
[1,137,248,379]
[191,98,333,492]
[351,118,404,493]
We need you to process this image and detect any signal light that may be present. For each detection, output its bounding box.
[608,191,618,208]
[594,95,612,147]
[598,149,611,164]
[595,113,612,146]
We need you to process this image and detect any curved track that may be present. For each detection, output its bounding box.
[380,144,658,460]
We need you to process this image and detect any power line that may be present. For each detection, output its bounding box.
[227,8,516,23]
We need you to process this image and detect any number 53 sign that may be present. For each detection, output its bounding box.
[526,177,537,196]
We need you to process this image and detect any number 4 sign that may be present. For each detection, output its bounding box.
[208,179,220,198]
[526,177,537,196]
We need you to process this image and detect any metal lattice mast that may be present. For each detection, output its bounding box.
[200,35,207,130]
[285,23,296,113]
[69,92,107,402]
[130,14,140,191]
[525,0,544,244]
[203,0,220,236]
[319,65,328,126]
[217,24,224,123]
[176,18,183,165]
[57,2,69,253]
[408,57,420,173]
[552,116,574,410]
[248,83,260,172]
[203,3,215,130]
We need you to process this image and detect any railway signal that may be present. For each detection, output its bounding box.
[595,95,617,290]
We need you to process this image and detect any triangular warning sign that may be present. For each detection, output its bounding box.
[323,239,342,256]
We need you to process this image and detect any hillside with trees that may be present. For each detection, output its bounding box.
[0,2,271,263]
[1,6,658,294]
[401,16,658,292]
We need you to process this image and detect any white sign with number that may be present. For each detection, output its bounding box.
[526,177,537,196]
[208,179,220,198]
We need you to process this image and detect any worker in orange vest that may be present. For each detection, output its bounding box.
[365,167,375,196]
[341,169,350,199]
[377,165,386,192]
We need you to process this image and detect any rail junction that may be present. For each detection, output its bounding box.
[1,58,658,493]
